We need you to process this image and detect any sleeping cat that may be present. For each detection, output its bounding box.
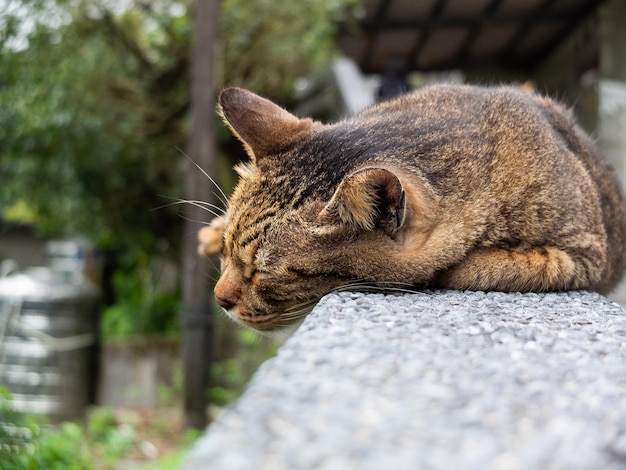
[198,84,626,334]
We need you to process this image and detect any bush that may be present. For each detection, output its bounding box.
[0,389,143,469]
[102,259,180,339]
[0,386,40,469]
[0,387,90,469]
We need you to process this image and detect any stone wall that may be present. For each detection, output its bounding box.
[185,290,626,469]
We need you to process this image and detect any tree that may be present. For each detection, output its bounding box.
[1,1,190,258]
[1,0,358,255]
[0,0,360,414]
[220,0,359,101]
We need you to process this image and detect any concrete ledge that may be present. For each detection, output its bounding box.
[184,290,626,469]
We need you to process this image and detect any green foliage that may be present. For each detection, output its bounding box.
[102,257,180,339]
[0,389,196,469]
[139,428,201,470]
[85,407,136,467]
[29,422,92,470]
[221,0,362,100]
[0,0,190,256]
[0,386,41,469]
[208,358,248,407]
[0,0,358,252]
[208,325,279,407]
[0,387,92,469]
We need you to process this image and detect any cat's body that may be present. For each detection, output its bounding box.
[199,84,626,334]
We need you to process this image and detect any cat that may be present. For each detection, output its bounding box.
[198,84,626,334]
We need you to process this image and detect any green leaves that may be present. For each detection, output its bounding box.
[220,0,359,100]
[0,387,89,470]
[1,0,357,251]
[1,1,189,253]
[101,263,181,339]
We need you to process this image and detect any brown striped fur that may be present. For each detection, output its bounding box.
[198,84,626,334]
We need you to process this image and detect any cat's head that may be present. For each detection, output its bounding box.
[200,88,432,335]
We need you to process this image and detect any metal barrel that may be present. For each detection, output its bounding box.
[0,267,100,422]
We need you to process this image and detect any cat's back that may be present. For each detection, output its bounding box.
[358,84,622,201]
[353,83,570,166]
[351,84,594,195]
[359,83,534,125]
[354,83,626,291]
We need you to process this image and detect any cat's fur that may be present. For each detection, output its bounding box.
[198,84,626,334]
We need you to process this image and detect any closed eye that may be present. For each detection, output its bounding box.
[287,267,323,279]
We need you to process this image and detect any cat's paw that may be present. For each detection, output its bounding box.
[198,217,225,257]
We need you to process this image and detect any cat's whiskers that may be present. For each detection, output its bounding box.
[278,284,425,326]
[281,301,318,323]
[182,199,225,215]
[284,298,319,313]
[153,197,225,218]
[331,280,430,296]
[203,271,220,283]
[280,281,428,321]
[175,146,229,208]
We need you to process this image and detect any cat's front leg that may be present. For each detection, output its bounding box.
[198,216,225,257]
[437,245,597,292]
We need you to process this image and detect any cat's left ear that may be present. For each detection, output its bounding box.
[218,87,316,163]
[319,167,406,236]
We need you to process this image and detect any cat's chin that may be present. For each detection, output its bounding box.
[255,318,305,342]
[222,307,305,340]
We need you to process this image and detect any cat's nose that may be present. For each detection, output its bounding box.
[215,294,236,311]
[214,268,240,311]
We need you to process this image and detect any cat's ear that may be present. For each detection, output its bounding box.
[319,167,406,235]
[218,87,315,163]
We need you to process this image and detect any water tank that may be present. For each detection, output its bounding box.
[0,267,100,422]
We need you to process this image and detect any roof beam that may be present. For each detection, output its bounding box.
[407,0,447,69]
[452,0,505,66]
[498,0,554,60]
[531,0,608,68]
[341,0,607,73]
[359,12,588,32]
[361,0,394,72]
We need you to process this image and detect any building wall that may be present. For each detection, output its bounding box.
[532,13,599,134]
[598,0,626,181]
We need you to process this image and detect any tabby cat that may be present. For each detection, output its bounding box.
[198,84,626,334]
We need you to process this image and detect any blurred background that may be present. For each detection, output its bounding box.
[1,0,626,467]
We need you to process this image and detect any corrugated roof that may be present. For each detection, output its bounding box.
[338,0,606,73]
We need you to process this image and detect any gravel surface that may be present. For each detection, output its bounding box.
[184,290,626,469]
